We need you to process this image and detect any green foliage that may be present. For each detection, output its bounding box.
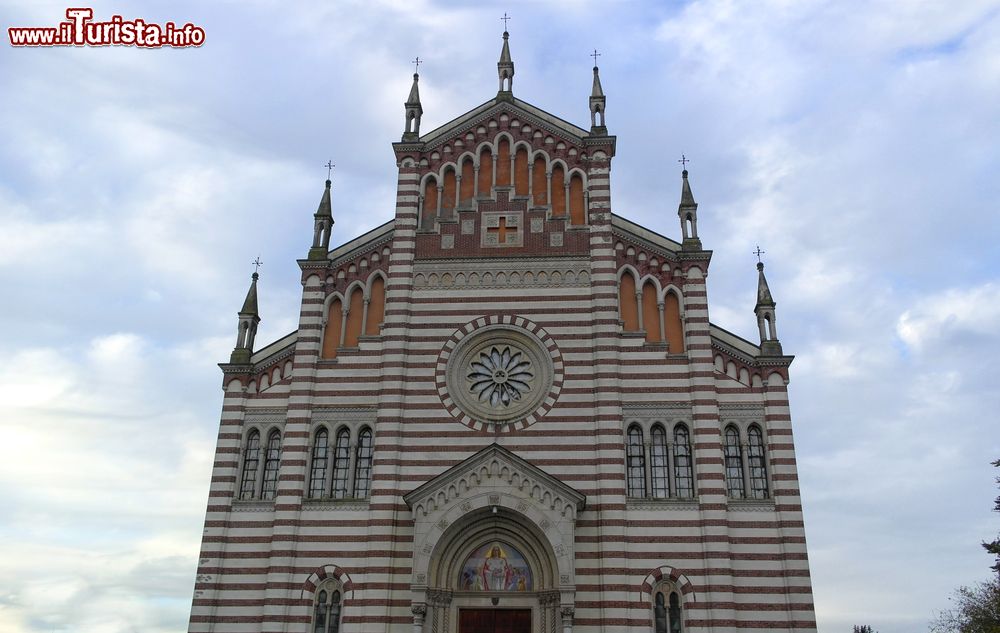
[984,459,1000,575]
[929,579,1000,633]
[853,626,877,633]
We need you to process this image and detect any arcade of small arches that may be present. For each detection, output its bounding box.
[618,266,685,352]
[320,271,387,359]
[418,135,588,229]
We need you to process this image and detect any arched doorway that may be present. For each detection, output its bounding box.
[403,444,585,633]
[426,507,561,633]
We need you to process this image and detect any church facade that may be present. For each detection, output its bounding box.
[189,32,817,633]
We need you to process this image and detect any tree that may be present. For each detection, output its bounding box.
[985,459,1000,575]
[853,626,878,633]
[930,459,1000,633]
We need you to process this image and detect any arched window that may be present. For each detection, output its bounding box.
[654,591,667,633]
[321,297,343,359]
[353,427,373,498]
[650,425,668,498]
[239,429,260,500]
[531,156,547,206]
[478,147,493,196]
[748,426,769,499]
[653,587,683,633]
[669,591,683,633]
[421,177,437,228]
[514,147,529,195]
[626,425,646,497]
[673,425,694,498]
[344,286,364,347]
[331,428,351,499]
[260,430,282,500]
[569,173,585,225]
[642,280,661,343]
[364,275,386,336]
[724,426,745,499]
[496,138,511,186]
[313,584,343,633]
[550,164,566,216]
[442,168,457,216]
[460,158,475,205]
[619,271,639,331]
[663,291,684,353]
[308,428,329,498]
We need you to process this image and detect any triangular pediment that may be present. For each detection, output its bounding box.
[403,443,585,514]
[416,97,591,151]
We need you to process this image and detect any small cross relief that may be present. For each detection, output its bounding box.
[482,211,523,247]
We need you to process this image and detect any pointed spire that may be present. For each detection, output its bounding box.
[588,56,607,135]
[679,169,697,208]
[402,62,424,141]
[231,270,262,364]
[497,30,515,95]
[677,163,701,249]
[309,177,334,259]
[241,271,259,316]
[755,261,775,308]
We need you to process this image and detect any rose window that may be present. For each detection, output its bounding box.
[468,346,533,407]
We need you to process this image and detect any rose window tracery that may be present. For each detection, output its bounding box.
[468,346,533,407]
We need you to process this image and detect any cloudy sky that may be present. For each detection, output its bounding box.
[1,1,998,631]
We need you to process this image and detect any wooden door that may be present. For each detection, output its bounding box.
[459,609,531,633]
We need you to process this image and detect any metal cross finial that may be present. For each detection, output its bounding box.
[678,154,690,169]
[754,245,765,263]
[412,56,421,73]
[325,160,335,180]
[501,12,511,30]
[252,256,263,274]
[591,49,601,65]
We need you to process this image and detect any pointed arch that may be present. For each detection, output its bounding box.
[365,273,386,336]
[673,423,693,498]
[343,285,364,347]
[321,294,344,359]
[618,268,639,332]
[568,171,585,225]
[513,144,530,196]
[478,146,493,196]
[496,136,511,186]
[331,427,351,499]
[532,155,547,206]
[650,424,668,499]
[550,163,566,216]
[642,279,662,343]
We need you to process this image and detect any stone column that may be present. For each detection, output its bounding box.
[412,604,426,633]
[560,606,574,633]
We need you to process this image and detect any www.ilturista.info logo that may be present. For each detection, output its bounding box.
[9,8,205,48]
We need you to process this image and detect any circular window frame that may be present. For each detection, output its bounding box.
[436,316,563,432]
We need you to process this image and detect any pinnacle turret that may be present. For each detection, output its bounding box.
[231,270,262,364]
[309,177,334,259]
[402,69,424,141]
[677,165,701,249]
[589,63,607,135]
[754,260,783,355]
[497,31,514,95]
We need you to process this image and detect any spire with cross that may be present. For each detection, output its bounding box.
[678,154,689,171]
[497,15,514,94]
[252,256,263,276]
[589,48,607,133]
[325,160,335,181]
[501,12,511,32]
[754,245,765,264]
[412,56,421,73]
[590,48,601,67]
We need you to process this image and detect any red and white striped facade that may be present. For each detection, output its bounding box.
[190,73,817,633]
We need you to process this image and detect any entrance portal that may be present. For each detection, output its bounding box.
[459,609,531,633]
